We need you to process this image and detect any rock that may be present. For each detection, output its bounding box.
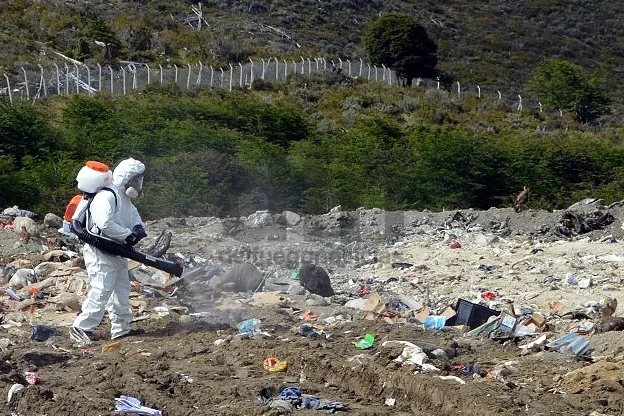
[245,210,273,227]
[305,294,330,307]
[43,213,63,229]
[3,206,19,216]
[287,283,306,295]
[276,210,301,227]
[50,292,81,312]
[179,315,193,325]
[344,298,368,311]
[8,268,35,289]
[298,263,334,297]
[12,217,37,235]
[209,262,264,293]
[578,277,592,289]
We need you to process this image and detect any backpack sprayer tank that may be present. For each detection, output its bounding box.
[69,161,184,277]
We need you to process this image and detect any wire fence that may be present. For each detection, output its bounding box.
[0,56,539,111]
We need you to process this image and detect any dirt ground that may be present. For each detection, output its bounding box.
[2,201,624,416]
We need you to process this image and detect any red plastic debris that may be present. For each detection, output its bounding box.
[24,371,40,385]
[449,240,462,249]
[480,291,497,301]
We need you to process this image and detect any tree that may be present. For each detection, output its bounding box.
[364,13,437,86]
[528,59,610,123]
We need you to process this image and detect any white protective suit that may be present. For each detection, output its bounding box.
[73,158,146,339]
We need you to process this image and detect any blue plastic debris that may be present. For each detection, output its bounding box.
[547,333,592,357]
[114,396,162,416]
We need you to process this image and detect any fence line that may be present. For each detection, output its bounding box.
[0,57,542,112]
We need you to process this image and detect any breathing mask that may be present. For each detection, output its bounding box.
[125,174,144,199]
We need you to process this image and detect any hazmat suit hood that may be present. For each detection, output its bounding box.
[113,158,145,188]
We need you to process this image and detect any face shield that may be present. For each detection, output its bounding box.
[125,174,144,199]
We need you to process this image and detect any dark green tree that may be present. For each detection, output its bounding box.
[527,59,610,123]
[83,17,121,62]
[363,13,437,86]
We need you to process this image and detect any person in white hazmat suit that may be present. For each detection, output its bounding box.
[72,158,148,341]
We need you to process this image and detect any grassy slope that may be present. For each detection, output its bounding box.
[0,0,622,106]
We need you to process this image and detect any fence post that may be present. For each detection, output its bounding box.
[21,67,29,101]
[284,59,287,79]
[65,64,69,96]
[359,58,363,78]
[338,58,342,69]
[229,63,233,91]
[108,65,114,95]
[220,67,224,89]
[457,81,460,98]
[261,58,266,80]
[210,65,214,87]
[314,57,319,71]
[74,63,80,94]
[517,95,522,112]
[367,63,371,80]
[39,64,47,98]
[159,64,163,86]
[291,60,296,75]
[238,62,243,88]
[300,57,304,75]
[388,68,392,85]
[146,64,151,85]
[54,63,61,95]
[381,64,386,82]
[122,66,126,95]
[308,57,311,74]
[347,59,351,76]
[4,74,12,106]
[174,64,178,84]
[249,58,254,85]
[477,85,481,98]
[132,64,137,89]
[323,58,327,70]
[497,90,502,101]
[374,66,378,81]
[436,76,440,89]
[196,61,202,86]
[86,65,91,96]
[98,64,102,92]
[538,101,543,113]
[186,63,191,89]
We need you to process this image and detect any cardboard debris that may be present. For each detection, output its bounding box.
[414,308,430,324]
[250,291,288,307]
[129,261,182,288]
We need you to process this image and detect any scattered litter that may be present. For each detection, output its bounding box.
[7,383,24,403]
[384,398,396,406]
[438,375,466,384]
[263,357,288,372]
[30,325,59,342]
[152,306,169,317]
[547,333,591,357]
[114,395,162,416]
[354,334,375,350]
[237,319,261,337]
[423,315,446,330]
[102,341,123,353]
[24,371,40,385]
[266,386,349,412]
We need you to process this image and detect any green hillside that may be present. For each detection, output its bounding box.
[0,0,622,105]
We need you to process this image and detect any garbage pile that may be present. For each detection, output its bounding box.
[2,199,624,414]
